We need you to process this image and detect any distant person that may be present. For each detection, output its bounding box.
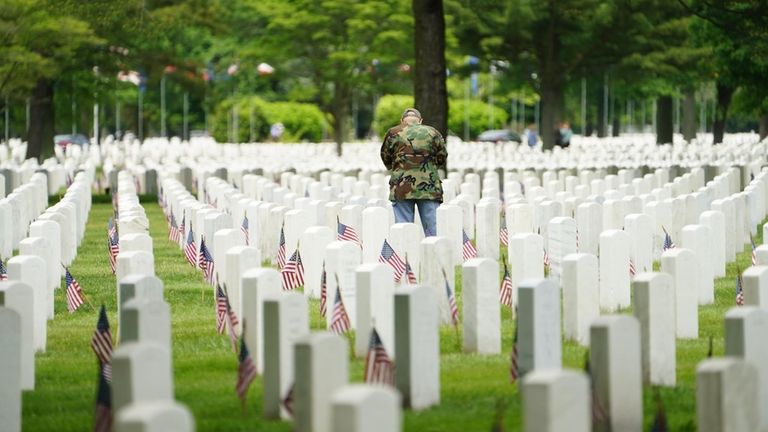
[558,121,573,147]
[380,108,447,237]
[523,123,538,148]
[270,122,285,141]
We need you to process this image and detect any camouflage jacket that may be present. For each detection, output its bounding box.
[380,123,447,202]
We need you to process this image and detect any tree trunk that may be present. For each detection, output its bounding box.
[412,0,448,137]
[712,82,733,145]
[597,83,607,137]
[332,81,349,156]
[27,79,55,161]
[538,0,562,150]
[656,96,673,145]
[759,114,768,140]
[612,113,620,137]
[681,89,697,142]
[540,82,563,150]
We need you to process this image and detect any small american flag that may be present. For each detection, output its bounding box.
[629,258,637,277]
[216,285,228,334]
[337,218,361,247]
[178,215,186,244]
[184,225,197,267]
[168,212,179,242]
[499,261,513,308]
[93,362,112,432]
[500,213,509,246]
[319,263,327,317]
[0,259,7,281]
[510,316,519,383]
[662,226,676,251]
[222,285,239,351]
[199,237,215,285]
[91,305,113,382]
[107,219,119,275]
[543,247,550,270]
[364,327,395,386]
[329,286,351,335]
[584,353,607,424]
[445,278,459,327]
[462,230,478,261]
[107,216,117,239]
[65,268,85,313]
[404,257,417,284]
[379,239,406,282]
[750,233,757,266]
[236,337,257,403]
[736,270,745,306]
[241,215,250,246]
[281,250,305,290]
[276,224,286,269]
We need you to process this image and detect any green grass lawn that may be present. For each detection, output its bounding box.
[21,200,763,431]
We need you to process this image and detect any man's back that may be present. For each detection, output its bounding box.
[380,123,447,201]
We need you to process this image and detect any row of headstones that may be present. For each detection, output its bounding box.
[103,133,765,180]
[517,273,768,432]
[0,160,71,197]
[113,273,194,431]
[0,171,94,432]
[0,171,48,258]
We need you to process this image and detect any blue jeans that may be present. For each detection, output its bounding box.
[392,199,440,237]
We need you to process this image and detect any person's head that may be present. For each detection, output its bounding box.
[401,108,423,125]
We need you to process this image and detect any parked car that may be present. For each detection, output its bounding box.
[476,129,521,143]
[54,134,89,150]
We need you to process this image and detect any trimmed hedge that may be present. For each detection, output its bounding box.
[447,99,508,139]
[373,94,414,137]
[211,97,326,142]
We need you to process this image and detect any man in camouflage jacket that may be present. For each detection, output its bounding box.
[380,108,447,236]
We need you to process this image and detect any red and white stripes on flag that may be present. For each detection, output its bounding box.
[499,262,513,308]
[319,263,327,318]
[751,233,757,266]
[445,279,459,327]
[281,250,305,290]
[241,215,250,246]
[91,305,113,381]
[107,218,119,275]
[379,239,406,282]
[236,337,257,403]
[364,327,395,386]
[500,213,509,246]
[65,268,85,313]
[221,285,239,352]
[736,271,745,306]
[462,230,478,261]
[337,218,361,247]
[276,225,286,269]
[629,258,637,276]
[199,237,215,285]
[329,288,351,335]
[168,212,180,243]
[184,225,197,266]
[216,285,229,334]
[543,247,550,270]
[404,258,417,284]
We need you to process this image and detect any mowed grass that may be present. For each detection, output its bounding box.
[21,200,765,431]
